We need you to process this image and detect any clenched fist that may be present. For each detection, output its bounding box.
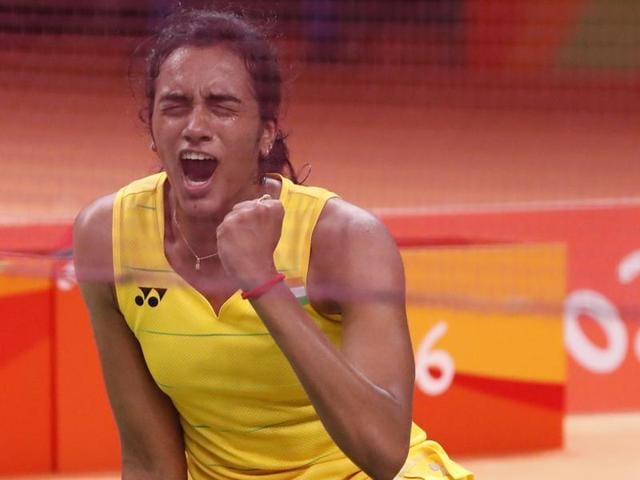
[216,194,284,291]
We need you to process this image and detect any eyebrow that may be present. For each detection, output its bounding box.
[204,93,242,105]
[157,92,242,105]
[157,92,190,103]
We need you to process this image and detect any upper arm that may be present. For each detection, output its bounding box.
[73,196,187,476]
[309,199,414,416]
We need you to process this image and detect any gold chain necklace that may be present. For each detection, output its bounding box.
[172,210,218,271]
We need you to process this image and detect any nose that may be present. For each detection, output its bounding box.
[182,105,212,144]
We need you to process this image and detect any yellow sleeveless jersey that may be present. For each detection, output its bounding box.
[112,173,473,480]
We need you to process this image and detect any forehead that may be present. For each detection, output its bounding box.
[156,44,253,98]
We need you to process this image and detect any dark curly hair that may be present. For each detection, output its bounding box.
[139,7,297,182]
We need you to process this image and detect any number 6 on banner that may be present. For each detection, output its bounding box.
[415,321,455,396]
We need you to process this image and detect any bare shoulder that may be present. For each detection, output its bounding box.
[73,193,117,284]
[310,197,404,308]
[313,197,399,258]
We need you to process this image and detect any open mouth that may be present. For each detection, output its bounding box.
[180,151,219,185]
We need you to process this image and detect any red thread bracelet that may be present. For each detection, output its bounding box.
[241,273,286,300]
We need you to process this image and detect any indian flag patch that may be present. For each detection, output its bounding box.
[285,276,309,305]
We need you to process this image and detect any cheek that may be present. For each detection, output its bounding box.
[220,122,263,151]
[151,117,182,148]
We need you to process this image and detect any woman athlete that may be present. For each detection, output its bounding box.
[73,7,473,480]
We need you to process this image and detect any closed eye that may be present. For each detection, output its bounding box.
[211,105,237,118]
[157,92,191,116]
[205,93,241,117]
[160,104,190,116]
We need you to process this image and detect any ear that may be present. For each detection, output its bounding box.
[259,121,277,158]
[149,132,158,153]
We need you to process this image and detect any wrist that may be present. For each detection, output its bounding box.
[241,272,286,300]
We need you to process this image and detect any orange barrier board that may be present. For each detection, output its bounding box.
[54,277,120,472]
[0,274,53,475]
[403,244,566,455]
[384,205,640,413]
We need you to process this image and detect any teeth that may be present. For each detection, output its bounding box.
[181,152,214,161]
[185,178,209,186]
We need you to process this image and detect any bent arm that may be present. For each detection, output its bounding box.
[248,199,414,479]
[74,196,187,479]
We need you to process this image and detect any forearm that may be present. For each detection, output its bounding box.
[249,282,410,478]
[121,442,187,480]
[115,403,188,480]
[122,463,186,480]
[122,463,166,480]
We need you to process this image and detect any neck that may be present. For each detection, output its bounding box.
[165,177,275,263]
[171,208,219,271]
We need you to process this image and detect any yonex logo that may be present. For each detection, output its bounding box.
[135,287,167,307]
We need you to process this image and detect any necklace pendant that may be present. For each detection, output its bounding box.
[195,259,201,271]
